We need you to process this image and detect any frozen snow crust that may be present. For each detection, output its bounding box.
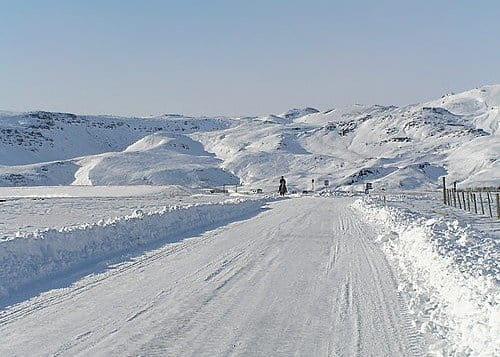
[353,198,499,356]
[0,197,271,299]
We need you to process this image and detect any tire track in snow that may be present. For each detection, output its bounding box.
[0,198,424,356]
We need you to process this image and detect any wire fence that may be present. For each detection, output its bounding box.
[442,178,500,219]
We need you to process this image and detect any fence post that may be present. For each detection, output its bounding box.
[453,189,457,207]
[442,177,447,204]
[461,191,466,210]
[473,193,478,214]
[466,191,471,211]
[487,192,493,217]
[479,192,485,215]
[496,193,500,219]
[457,191,462,209]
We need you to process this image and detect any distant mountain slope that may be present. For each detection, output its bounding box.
[0,111,233,166]
[0,85,498,189]
[425,84,499,134]
[194,85,499,190]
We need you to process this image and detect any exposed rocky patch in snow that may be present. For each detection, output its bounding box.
[0,111,232,166]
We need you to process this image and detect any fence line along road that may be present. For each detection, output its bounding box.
[442,177,500,219]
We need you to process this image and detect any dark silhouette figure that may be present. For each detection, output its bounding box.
[279,176,287,196]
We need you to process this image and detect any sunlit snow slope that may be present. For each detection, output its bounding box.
[0,84,498,189]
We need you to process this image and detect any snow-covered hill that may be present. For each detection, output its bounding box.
[0,85,498,189]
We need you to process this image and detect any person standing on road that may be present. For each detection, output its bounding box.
[279,176,287,196]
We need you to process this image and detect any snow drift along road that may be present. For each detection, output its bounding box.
[354,198,499,356]
[0,198,267,299]
[0,197,423,356]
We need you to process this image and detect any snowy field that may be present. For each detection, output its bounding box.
[1,197,426,356]
[0,190,497,356]
[0,84,498,356]
[0,185,242,236]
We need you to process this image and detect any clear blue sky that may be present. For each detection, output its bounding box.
[1,0,499,117]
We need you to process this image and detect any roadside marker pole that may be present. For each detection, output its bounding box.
[453,182,457,207]
[496,193,500,219]
[487,192,493,217]
[442,177,447,204]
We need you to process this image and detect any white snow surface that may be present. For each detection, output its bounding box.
[0,84,498,356]
[0,197,425,356]
[353,196,499,356]
[0,197,269,299]
[0,185,230,237]
[1,84,499,189]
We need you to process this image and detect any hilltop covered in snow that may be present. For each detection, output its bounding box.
[0,85,498,190]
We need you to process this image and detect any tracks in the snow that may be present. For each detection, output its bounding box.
[0,197,425,357]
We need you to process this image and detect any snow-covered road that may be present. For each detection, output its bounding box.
[0,197,423,356]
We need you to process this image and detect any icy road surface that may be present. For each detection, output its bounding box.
[0,197,423,356]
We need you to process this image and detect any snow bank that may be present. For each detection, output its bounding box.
[353,198,499,356]
[0,198,268,299]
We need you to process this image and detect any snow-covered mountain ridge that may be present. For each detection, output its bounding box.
[0,84,498,189]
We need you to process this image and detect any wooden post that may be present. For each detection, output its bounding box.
[479,192,485,215]
[461,191,466,210]
[457,191,462,209]
[496,193,500,219]
[453,189,457,207]
[473,193,478,214]
[487,192,493,217]
[235,184,238,193]
[448,190,452,206]
[442,177,447,204]
[466,191,471,211]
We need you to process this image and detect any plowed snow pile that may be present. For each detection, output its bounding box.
[353,198,499,356]
[0,197,269,299]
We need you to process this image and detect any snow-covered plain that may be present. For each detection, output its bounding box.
[0,197,425,356]
[0,196,270,300]
[0,185,207,236]
[0,85,498,356]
